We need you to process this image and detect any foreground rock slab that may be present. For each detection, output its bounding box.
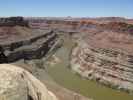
[0,64,58,100]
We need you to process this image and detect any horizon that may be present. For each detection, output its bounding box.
[0,16,132,20]
[0,0,133,18]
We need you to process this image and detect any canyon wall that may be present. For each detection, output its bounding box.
[28,17,133,35]
[71,42,133,93]
[0,17,59,63]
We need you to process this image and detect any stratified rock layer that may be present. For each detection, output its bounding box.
[0,17,58,63]
[0,64,58,100]
[71,42,133,93]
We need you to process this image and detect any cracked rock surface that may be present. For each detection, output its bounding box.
[0,64,58,100]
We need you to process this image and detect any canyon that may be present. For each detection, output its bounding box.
[28,17,133,93]
[0,17,133,100]
[0,17,90,100]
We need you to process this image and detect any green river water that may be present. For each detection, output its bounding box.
[46,36,133,100]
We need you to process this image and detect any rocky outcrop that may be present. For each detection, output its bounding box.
[0,18,58,63]
[71,42,133,93]
[0,64,58,100]
[0,30,57,63]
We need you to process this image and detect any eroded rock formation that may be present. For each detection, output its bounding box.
[0,64,58,100]
[0,17,58,63]
[71,42,133,93]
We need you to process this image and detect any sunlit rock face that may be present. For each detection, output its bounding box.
[71,33,133,92]
[0,64,58,100]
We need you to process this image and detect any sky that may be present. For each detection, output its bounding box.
[0,0,133,18]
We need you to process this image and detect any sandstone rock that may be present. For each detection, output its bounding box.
[71,42,133,93]
[0,64,58,100]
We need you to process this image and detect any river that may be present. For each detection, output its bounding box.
[45,35,133,100]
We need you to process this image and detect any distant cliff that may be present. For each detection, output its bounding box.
[0,17,29,27]
[28,18,133,35]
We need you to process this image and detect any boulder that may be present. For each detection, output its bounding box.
[0,64,58,100]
